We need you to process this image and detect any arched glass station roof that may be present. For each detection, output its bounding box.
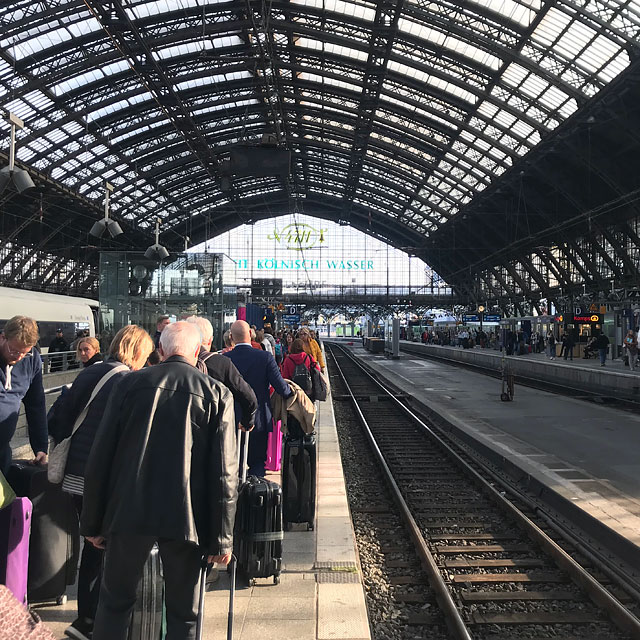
[2,1,640,301]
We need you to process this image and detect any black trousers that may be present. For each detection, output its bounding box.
[72,495,103,621]
[247,429,269,477]
[93,533,203,640]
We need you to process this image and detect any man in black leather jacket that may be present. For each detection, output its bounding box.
[81,322,238,640]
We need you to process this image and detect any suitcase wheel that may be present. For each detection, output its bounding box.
[56,595,67,605]
[273,574,280,585]
[307,522,314,531]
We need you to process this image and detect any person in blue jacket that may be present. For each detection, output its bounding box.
[225,320,292,477]
[0,315,48,475]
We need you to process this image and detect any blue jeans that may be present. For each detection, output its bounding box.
[598,348,607,365]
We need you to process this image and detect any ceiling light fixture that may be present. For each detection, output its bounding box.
[0,113,35,194]
[145,217,170,261]
[90,181,123,238]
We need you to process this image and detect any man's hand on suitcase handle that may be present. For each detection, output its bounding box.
[238,423,254,432]
[208,553,232,565]
[31,451,48,465]
[86,536,106,549]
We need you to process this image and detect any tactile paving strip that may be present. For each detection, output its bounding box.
[315,561,361,583]
[316,572,361,583]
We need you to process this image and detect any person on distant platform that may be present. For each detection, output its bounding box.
[153,315,171,349]
[623,329,637,371]
[595,331,609,367]
[546,331,556,360]
[49,329,70,372]
[562,333,575,361]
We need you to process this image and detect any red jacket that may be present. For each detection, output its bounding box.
[281,352,319,380]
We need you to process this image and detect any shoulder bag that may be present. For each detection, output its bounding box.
[47,364,128,484]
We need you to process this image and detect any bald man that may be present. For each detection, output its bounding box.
[224,320,292,477]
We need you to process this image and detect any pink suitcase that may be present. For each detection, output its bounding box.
[265,420,283,472]
[0,497,32,604]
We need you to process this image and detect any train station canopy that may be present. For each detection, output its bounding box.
[2,1,640,305]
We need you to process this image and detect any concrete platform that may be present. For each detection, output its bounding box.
[400,340,640,402]
[36,367,371,640]
[348,341,640,571]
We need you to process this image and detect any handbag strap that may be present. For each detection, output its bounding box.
[70,364,128,437]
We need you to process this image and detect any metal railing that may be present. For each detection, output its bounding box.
[41,351,79,375]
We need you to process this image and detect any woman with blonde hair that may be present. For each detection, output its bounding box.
[48,325,154,640]
[76,337,102,368]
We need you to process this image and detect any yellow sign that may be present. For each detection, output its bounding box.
[591,314,599,322]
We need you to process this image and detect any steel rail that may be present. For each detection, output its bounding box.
[429,420,640,606]
[327,347,473,640]
[327,342,640,639]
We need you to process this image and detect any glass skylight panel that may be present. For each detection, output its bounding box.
[555,21,598,59]
[155,41,202,61]
[467,0,537,27]
[578,33,621,73]
[302,72,361,94]
[597,52,629,82]
[293,0,376,22]
[531,7,572,48]
[537,84,571,111]
[127,0,203,20]
[297,38,368,63]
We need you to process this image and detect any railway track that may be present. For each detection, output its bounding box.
[327,343,640,640]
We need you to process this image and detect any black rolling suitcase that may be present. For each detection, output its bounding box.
[282,430,317,531]
[128,545,164,640]
[234,431,283,586]
[7,461,79,604]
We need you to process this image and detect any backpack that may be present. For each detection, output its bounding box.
[195,351,216,374]
[275,342,283,357]
[292,355,312,394]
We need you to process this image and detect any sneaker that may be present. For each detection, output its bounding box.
[65,618,93,640]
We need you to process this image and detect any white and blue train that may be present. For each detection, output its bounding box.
[0,286,99,353]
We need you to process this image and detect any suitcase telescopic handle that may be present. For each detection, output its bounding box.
[195,559,211,640]
[195,555,236,640]
[227,554,237,640]
[238,428,250,484]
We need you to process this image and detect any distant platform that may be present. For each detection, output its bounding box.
[400,341,640,403]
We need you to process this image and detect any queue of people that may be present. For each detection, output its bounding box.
[0,314,327,640]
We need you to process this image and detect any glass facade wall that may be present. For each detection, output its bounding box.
[99,252,236,350]
[192,214,450,298]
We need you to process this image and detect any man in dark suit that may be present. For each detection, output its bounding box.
[224,320,292,477]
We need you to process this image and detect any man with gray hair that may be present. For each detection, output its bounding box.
[186,316,257,431]
[81,321,238,640]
